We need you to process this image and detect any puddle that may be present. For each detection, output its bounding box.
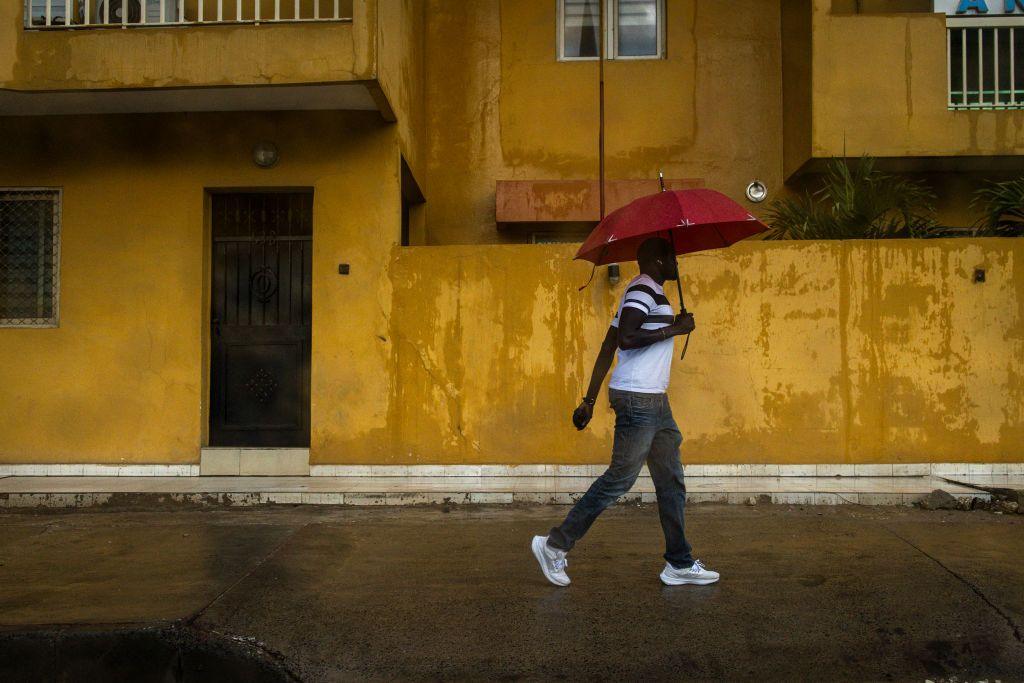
[0,627,295,682]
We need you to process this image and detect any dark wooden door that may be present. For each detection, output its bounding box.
[209,192,312,447]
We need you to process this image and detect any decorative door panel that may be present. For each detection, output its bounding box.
[209,192,312,447]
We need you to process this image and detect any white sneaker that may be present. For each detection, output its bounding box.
[531,535,570,586]
[660,559,720,586]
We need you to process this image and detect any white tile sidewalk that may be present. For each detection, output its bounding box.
[3,463,1022,478]
[0,474,1010,508]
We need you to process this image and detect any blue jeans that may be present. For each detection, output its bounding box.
[548,388,695,569]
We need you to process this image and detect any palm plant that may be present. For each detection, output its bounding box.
[765,157,937,240]
[972,178,1024,236]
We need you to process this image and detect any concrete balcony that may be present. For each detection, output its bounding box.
[782,0,1024,178]
[1,0,389,117]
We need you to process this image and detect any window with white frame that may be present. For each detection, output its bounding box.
[0,190,61,327]
[947,18,1024,109]
[558,0,665,61]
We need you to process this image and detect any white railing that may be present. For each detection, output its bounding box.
[947,17,1024,110]
[24,0,352,28]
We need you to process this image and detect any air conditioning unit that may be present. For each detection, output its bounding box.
[94,0,182,24]
[94,0,141,23]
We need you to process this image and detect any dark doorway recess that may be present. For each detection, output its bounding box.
[209,192,312,447]
[401,156,425,246]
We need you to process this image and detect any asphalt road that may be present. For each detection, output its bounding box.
[0,503,1021,681]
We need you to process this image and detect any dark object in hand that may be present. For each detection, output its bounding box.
[676,312,696,335]
[572,403,593,431]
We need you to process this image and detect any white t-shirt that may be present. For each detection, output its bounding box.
[608,274,675,394]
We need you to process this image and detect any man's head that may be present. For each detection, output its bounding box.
[636,237,678,282]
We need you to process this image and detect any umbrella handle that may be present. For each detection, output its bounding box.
[665,234,691,361]
[673,263,692,360]
[673,259,690,359]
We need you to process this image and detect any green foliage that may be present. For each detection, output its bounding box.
[971,178,1024,236]
[765,157,937,240]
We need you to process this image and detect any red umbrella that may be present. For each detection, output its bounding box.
[575,188,768,266]
[576,187,768,358]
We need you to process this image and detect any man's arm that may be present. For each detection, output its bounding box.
[617,307,694,350]
[572,326,618,431]
[572,311,696,431]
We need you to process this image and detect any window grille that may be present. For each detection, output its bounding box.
[948,18,1024,110]
[0,190,61,327]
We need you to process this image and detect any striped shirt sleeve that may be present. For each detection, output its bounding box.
[622,288,655,314]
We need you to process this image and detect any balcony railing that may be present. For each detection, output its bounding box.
[24,0,353,28]
[947,17,1024,111]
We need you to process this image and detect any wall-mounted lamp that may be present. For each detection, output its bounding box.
[608,263,621,285]
[252,141,279,169]
[745,180,768,203]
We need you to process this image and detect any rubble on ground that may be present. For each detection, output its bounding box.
[916,488,1024,514]
[917,489,959,510]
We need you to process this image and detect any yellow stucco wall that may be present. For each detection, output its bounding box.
[422,0,784,244]
[0,1,375,90]
[1,4,1021,467]
[0,133,1020,467]
[782,0,812,180]
[0,110,400,465]
[376,0,424,180]
[384,239,1024,465]
[809,1,1024,161]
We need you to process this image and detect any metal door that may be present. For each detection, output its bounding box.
[209,192,312,447]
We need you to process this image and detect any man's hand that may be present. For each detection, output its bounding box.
[670,312,695,336]
[572,401,594,431]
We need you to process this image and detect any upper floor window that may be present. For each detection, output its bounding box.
[0,189,61,328]
[946,18,1024,109]
[558,0,665,61]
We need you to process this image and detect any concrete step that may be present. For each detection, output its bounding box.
[0,474,1011,509]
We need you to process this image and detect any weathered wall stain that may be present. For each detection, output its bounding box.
[423,0,784,244]
[384,239,1024,465]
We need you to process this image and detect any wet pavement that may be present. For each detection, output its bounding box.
[0,503,1022,681]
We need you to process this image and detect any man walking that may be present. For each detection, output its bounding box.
[531,237,719,587]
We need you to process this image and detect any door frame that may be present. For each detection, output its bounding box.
[200,186,314,448]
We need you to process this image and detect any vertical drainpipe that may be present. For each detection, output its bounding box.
[599,0,606,221]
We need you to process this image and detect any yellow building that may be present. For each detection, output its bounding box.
[0,0,1021,473]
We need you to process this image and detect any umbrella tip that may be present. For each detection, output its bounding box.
[658,171,665,193]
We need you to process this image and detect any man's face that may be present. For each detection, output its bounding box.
[660,248,679,281]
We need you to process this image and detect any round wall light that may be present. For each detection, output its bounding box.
[252,141,279,169]
[745,180,768,203]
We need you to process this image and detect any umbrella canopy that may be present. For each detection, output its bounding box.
[575,189,769,266]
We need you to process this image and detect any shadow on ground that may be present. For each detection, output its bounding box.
[0,504,1021,681]
[0,626,295,682]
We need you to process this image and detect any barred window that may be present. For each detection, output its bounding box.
[948,20,1024,110]
[0,190,61,327]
